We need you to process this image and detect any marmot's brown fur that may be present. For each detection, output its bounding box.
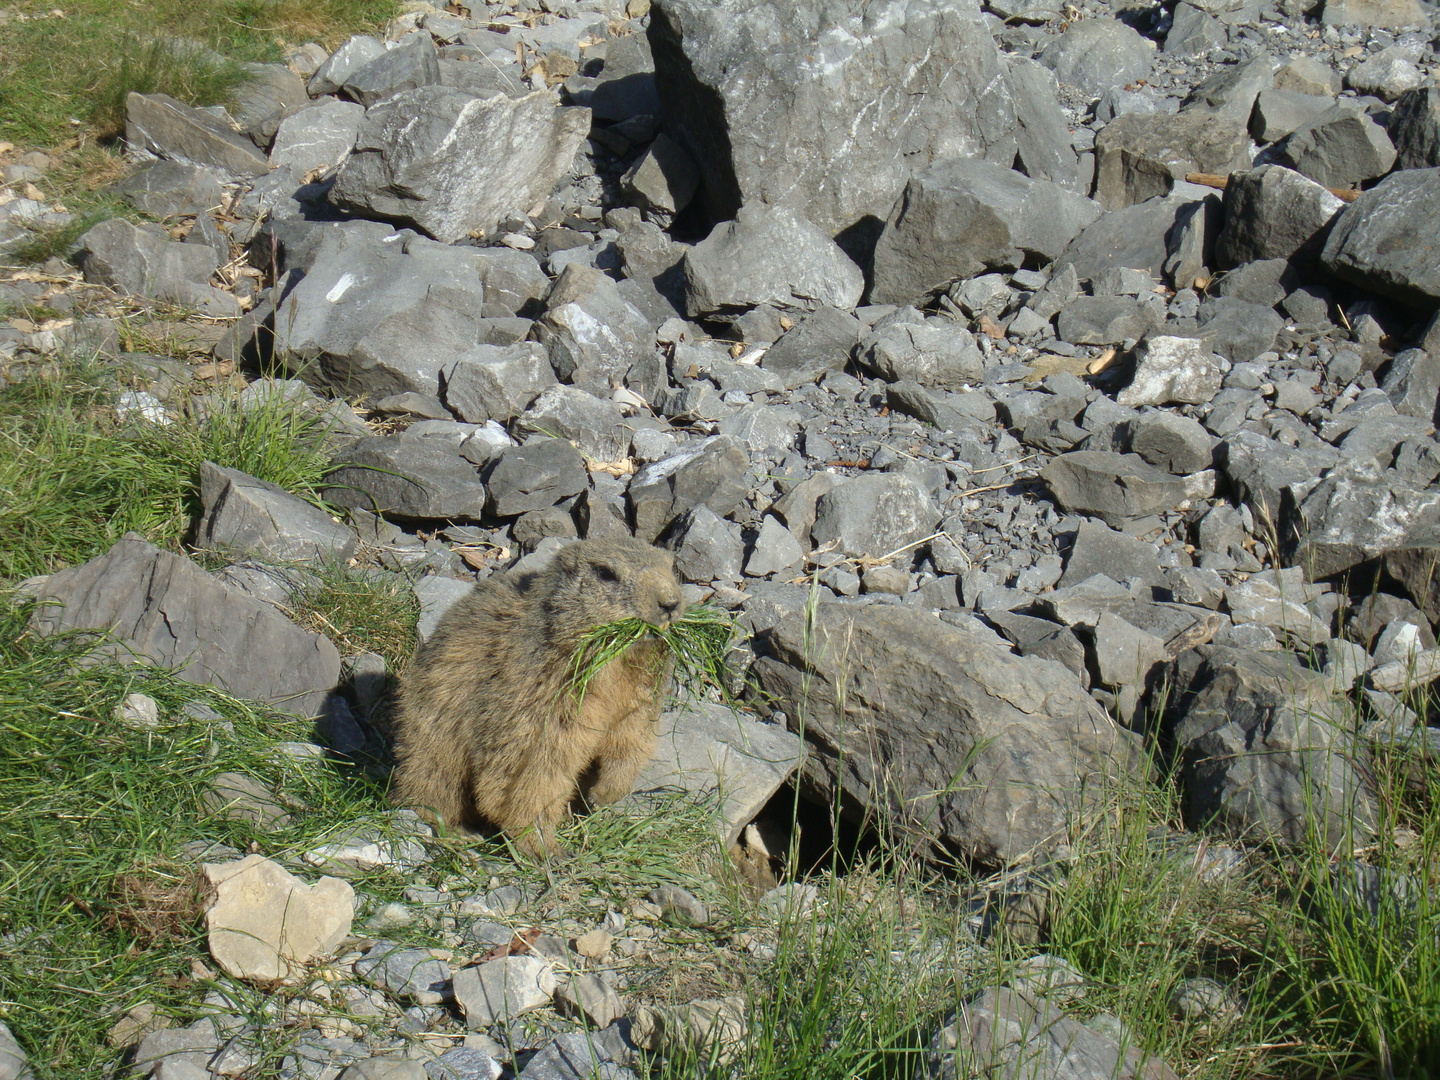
[391,538,685,857]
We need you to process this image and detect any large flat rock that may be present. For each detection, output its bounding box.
[31,534,339,717]
[632,702,804,847]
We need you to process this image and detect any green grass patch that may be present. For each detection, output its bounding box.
[0,0,400,148]
[566,604,739,708]
[0,356,336,581]
[0,600,397,1078]
[287,564,420,672]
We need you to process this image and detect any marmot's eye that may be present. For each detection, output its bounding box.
[594,563,619,583]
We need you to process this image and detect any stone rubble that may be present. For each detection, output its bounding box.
[3,0,1440,1073]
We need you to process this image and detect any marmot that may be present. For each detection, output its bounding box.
[391,537,685,857]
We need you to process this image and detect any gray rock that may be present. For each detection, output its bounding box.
[1126,410,1215,473]
[1220,428,1341,528]
[1274,56,1339,97]
[355,941,452,1006]
[1059,519,1166,589]
[629,435,750,543]
[516,1030,633,1080]
[1052,185,1220,283]
[78,218,237,316]
[649,0,1018,239]
[1289,460,1440,586]
[1214,166,1344,267]
[270,98,366,176]
[331,86,591,244]
[1092,609,1169,689]
[718,403,799,455]
[1037,17,1154,100]
[204,769,296,827]
[31,534,339,716]
[922,986,1177,1080]
[1224,578,1331,646]
[1249,89,1336,143]
[743,518,800,578]
[342,1060,428,1080]
[870,157,1099,304]
[514,385,632,464]
[755,605,1145,864]
[342,33,442,106]
[1055,295,1158,346]
[231,62,309,146]
[125,92,269,179]
[484,439,587,517]
[855,311,984,390]
[1093,111,1250,210]
[0,1022,31,1080]
[648,884,710,927]
[811,474,939,558]
[469,247,549,315]
[1183,54,1276,127]
[621,133,699,226]
[681,204,863,318]
[671,505,744,582]
[1322,167,1440,306]
[1170,646,1376,847]
[1273,103,1397,189]
[761,307,862,388]
[323,436,485,520]
[1042,451,1194,528]
[1381,348,1440,423]
[134,1020,220,1076]
[1198,298,1285,363]
[309,35,388,96]
[453,956,556,1029]
[1163,2,1227,56]
[443,342,556,424]
[535,265,661,399]
[424,1047,502,1080]
[1169,978,1243,1030]
[1344,45,1423,102]
[632,701,803,847]
[196,462,357,565]
[1005,57,1082,190]
[110,160,224,219]
[1119,335,1229,407]
[1389,87,1440,170]
[272,225,488,400]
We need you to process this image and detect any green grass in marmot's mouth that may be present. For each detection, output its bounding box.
[563,604,738,709]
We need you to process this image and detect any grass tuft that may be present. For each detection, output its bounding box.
[564,604,738,709]
[0,356,337,581]
[287,565,420,672]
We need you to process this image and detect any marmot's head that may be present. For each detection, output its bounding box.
[550,538,685,629]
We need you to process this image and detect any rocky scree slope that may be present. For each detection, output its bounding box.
[2,0,1440,1075]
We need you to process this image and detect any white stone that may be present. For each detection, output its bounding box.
[203,855,354,983]
[1117,335,1229,407]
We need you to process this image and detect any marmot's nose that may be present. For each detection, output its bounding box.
[658,598,680,622]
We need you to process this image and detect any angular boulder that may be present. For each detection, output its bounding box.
[330,86,591,243]
[753,604,1146,865]
[196,462,358,564]
[681,204,864,317]
[31,534,340,716]
[323,435,486,520]
[1321,167,1440,307]
[204,856,354,983]
[1169,646,1376,847]
[648,0,1018,241]
[869,157,1100,304]
[272,224,488,399]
